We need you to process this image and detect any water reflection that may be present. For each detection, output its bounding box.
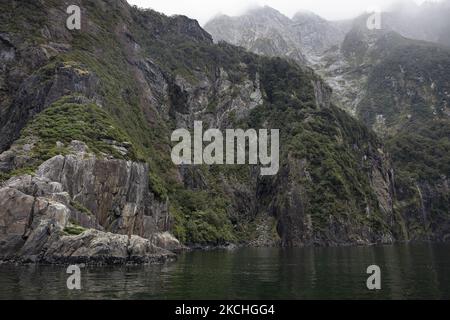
[0,244,449,299]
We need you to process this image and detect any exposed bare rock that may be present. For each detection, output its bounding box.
[0,187,34,257]
[172,67,263,130]
[0,182,175,265]
[0,141,179,264]
[36,145,170,237]
[151,232,188,252]
[43,230,175,265]
[204,6,349,64]
[204,7,308,64]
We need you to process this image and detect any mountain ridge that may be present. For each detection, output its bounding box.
[0,0,447,264]
[205,2,450,242]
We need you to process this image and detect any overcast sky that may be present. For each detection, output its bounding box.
[126,0,442,25]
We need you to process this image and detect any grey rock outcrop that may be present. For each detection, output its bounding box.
[205,7,307,64]
[264,151,395,247]
[204,6,349,64]
[172,68,263,130]
[0,141,180,264]
[36,150,170,237]
[0,176,175,265]
[43,230,175,265]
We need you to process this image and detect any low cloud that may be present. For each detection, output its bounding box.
[127,0,443,25]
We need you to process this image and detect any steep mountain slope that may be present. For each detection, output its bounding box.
[317,14,450,241]
[204,6,307,64]
[0,0,420,262]
[204,7,356,113]
[204,6,348,64]
[205,5,450,243]
[348,31,450,241]
[205,2,450,114]
[291,10,351,58]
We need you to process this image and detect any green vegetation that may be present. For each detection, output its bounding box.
[0,167,37,184]
[171,188,235,245]
[358,31,450,129]
[20,97,138,161]
[1,0,416,246]
[64,221,87,236]
[240,53,390,236]
[387,121,450,181]
[70,200,93,216]
[148,171,169,201]
[352,29,450,239]
[0,0,47,40]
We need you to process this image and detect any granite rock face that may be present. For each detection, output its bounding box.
[36,149,170,237]
[0,181,176,264]
[205,7,306,63]
[260,147,396,247]
[43,230,175,265]
[0,142,180,264]
[204,6,349,64]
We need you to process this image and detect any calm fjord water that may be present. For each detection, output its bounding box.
[0,244,449,300]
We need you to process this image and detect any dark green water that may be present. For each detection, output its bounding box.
[0,244,449,300]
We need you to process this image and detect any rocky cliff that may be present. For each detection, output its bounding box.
[205,5,450,243]
[343,28,450,241]
[204,6,349,64]
[0,141,176,264]
[0,0,419,264]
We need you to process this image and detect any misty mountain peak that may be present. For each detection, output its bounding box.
[246,5,285,17]
[205,5,347,60]
[292,10,326,23]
